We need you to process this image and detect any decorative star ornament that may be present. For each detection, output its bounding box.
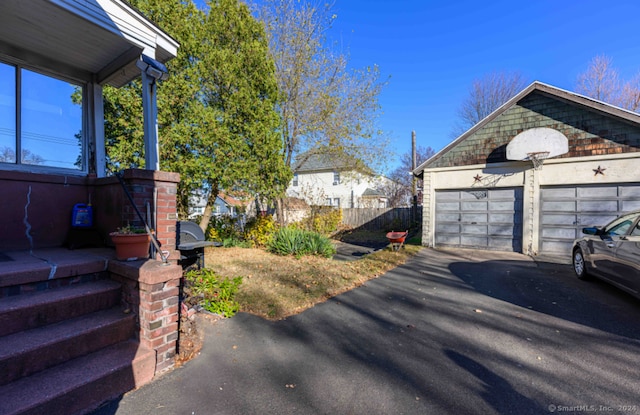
[473,174,483,183]
[593,165,606,176]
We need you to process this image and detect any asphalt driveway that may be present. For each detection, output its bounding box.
[94,248,640,415]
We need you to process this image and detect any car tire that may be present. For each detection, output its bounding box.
[572,248,589,280]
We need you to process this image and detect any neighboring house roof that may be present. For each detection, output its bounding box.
[413,81,640,174]
[361,187,385,198]
[293,148,370,174]
[218,192,243,208]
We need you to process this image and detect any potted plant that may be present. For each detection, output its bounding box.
[109,225,151,261]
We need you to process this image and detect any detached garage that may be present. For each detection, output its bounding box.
[414,82,640,257]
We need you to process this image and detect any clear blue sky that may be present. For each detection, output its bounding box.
[327,0,640,172]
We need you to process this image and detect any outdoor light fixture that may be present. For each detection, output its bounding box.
[136,54,169,81]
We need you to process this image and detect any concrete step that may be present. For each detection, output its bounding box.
[0,340,156,415]
[0,279,121,337]
[0,307,135,386]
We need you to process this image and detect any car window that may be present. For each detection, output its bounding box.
[604,214,637,236]
[632,223,640,237]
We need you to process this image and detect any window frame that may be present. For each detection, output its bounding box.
[0,56,88,175]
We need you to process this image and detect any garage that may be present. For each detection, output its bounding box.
[435,188,523,251]
[539,184,640,255]
[414,82,640,255]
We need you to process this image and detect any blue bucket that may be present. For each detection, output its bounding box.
[72,203,93,228]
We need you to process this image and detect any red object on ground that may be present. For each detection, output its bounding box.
[386,231,408,251]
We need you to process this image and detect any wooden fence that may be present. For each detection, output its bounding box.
[341,207,421,231]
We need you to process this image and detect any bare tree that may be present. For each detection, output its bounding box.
[453,71,527,137]
[576,55,620,103]
[379,145,435,207]
[576,54,640,112]
[253,0,388,171]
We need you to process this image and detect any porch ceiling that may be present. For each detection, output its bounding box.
[0,0,178,87]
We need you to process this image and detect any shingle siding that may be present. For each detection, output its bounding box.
[429,92,640,169]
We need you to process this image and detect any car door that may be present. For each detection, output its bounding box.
[590,213,638,284]
[613,214,640,296]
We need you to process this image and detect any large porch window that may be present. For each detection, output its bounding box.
[0,60,84,171]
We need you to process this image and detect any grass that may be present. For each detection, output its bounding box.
[204,231,422,320]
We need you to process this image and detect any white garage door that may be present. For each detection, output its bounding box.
[435,188,523,252]
[540,184,640,255]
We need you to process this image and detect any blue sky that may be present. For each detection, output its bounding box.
[325,0,640,172]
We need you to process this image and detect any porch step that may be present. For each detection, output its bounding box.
[0,340,155,415]
[0,307,135,386]
[0,279,121,337]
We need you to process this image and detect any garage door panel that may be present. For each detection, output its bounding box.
[461,201,487,211]
[490,213,517,223]
[461,213,487,223]
[540,184,640,256]
[542,214,577,225]
[436,224,460,233]
[461,236,488,247]
[489,238,516,250]
[436,213,460,222]
[435,188,522,252]
[541,240,573,253]
[490,224,520,236]
[578,187,618,197]
[622,200,640,211]
[489,201,517,211]
[542,228,577,239]
[577,200,618,212]
[579,214,617,227]
[542,201,576,211]
[436,202,460,211]
[436,234,460,245]
[462,225,488,235]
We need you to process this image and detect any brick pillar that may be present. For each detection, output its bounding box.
[119,169,180,260]
[108,260,182,375]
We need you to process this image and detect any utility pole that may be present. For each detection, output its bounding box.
[411,131,417,225]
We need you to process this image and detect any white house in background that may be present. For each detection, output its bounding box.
[189,191,244,219]
[287,149,392,208]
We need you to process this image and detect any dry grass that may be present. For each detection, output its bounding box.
[204,240,421,320]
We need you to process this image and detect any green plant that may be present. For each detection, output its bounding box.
[114,224,148,234]
[244,214,278,247]
[184,268,243,317]
[268,226,336,258]
[300,206,342,235]
[207,215,243,242]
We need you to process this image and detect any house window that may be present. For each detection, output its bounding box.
[333,198,340,208]
[0,61,84,171]
[333,171,340,185]
[292,173,298,186]
[325,198,332,206]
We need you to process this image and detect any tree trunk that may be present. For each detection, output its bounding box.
[198,183,219,233]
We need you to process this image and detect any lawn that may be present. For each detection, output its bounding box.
[203,231,422,320]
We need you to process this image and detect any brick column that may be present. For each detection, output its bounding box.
[119,169,180,260]
[108,260,182,375]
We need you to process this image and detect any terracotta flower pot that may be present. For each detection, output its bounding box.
[109,232,151,261]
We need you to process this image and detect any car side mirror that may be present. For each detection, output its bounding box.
[582,227,600,236]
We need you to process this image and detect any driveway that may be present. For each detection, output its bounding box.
[94,248,640,415]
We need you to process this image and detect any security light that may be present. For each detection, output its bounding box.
[136,54,169,81]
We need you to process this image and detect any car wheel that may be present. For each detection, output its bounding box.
[572,248,589,280]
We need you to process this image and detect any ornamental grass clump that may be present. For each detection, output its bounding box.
[184,268,243,317]
[268,226,336,258]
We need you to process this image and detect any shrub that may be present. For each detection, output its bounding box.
[184,268,243,317]
[207,215,243,242]
[299,206,342,235]
[268,226,336,258]
[244,214,278,247]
